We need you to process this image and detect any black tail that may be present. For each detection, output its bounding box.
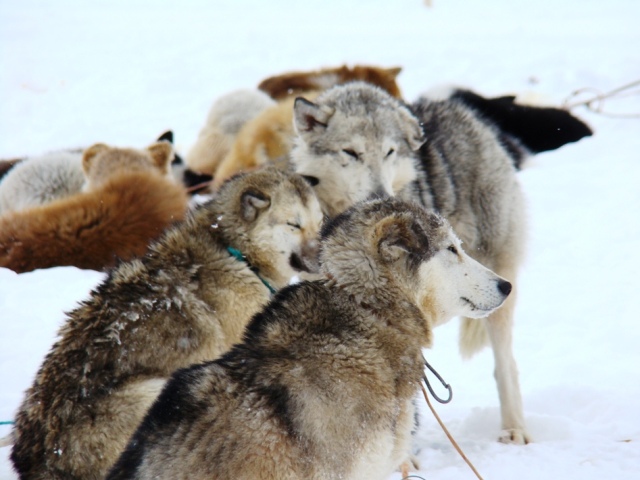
[452,89,593,169]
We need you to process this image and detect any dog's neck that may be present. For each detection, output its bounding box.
[323,271,432,347]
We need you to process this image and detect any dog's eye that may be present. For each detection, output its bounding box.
[287,222,302,230]
[386,148,395,157]
[342,149,359,160]
[447,245,458,255]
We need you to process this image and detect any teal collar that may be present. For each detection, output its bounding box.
[226,246,277,295]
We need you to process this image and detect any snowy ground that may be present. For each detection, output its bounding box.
[1,0,639,478]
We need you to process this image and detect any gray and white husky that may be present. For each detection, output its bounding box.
[291,81,532,444]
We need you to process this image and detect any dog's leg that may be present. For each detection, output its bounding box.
[401,461,410,479]
[485,285,530,445]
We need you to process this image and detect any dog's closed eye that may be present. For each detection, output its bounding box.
[342,149,360,160]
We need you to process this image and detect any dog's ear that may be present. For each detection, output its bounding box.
[386,66,402,78]
[241,188,271,222]
[146,142,174,174]
[82,143,109,174]
[156,130,174,144]
[375,214,421,264]
[398,107,425,151]
[293,97,335,137]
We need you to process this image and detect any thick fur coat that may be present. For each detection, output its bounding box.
[107,198,511,480]
[10,167,324,480]
[0,142,187,273]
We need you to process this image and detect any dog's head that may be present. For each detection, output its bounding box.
[290,82,424,217]
[320,198,511,331]
[81,140,175,191]
[215,167,324,289]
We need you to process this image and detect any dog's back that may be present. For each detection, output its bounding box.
[0,170,188,272]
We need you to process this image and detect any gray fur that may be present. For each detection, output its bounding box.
[291,82,529,443]
[10,167,324,480]
[107,198,510,480]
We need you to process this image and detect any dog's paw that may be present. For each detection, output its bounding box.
[498,428,531,445]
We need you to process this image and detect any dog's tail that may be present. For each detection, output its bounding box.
[0,432,14,448]
[459,317,489,359]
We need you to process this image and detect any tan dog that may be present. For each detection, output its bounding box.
[0,141,187,273]
[10,167,324,480]
[210,94,317,189]
[107,198,511,480]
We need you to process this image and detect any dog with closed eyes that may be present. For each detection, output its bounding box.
[107,197,511,480]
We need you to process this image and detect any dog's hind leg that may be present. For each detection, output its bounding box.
[485,282,530,444]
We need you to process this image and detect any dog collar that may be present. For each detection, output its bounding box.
[226,246,277,295]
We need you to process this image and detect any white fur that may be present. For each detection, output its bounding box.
[0,151,84,214]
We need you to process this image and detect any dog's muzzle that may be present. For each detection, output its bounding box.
[289,240,320,274]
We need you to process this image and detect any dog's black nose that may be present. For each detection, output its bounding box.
[497,279,512,296]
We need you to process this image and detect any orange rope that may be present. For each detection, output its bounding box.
[420,382,484,480]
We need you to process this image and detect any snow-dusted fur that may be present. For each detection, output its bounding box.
[10,167,324,480]
[107,198,511,480]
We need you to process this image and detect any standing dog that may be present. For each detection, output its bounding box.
[107,198,511,480]
[10,167,324,480]
[0,140,187,273]
[288,82,566,444]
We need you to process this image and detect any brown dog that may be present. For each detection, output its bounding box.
[0,141,187,273]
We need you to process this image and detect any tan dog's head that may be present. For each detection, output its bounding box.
[320,198,511,335]
[291,82,424,217]
[81,141,174,191]
[214,168,324,289]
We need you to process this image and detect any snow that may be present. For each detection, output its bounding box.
[1,0,639,478]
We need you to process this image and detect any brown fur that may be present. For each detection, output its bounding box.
[0,142,187,273]
[258,64,403,100]
[10,167,324,480]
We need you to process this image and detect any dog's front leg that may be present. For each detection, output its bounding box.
[485,287,530,445]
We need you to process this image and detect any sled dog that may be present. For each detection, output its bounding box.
[288,82,591,444]
[0,150,85,214]
[107,198,511,480]
[0,141,187,273]
[10,167,324,480]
